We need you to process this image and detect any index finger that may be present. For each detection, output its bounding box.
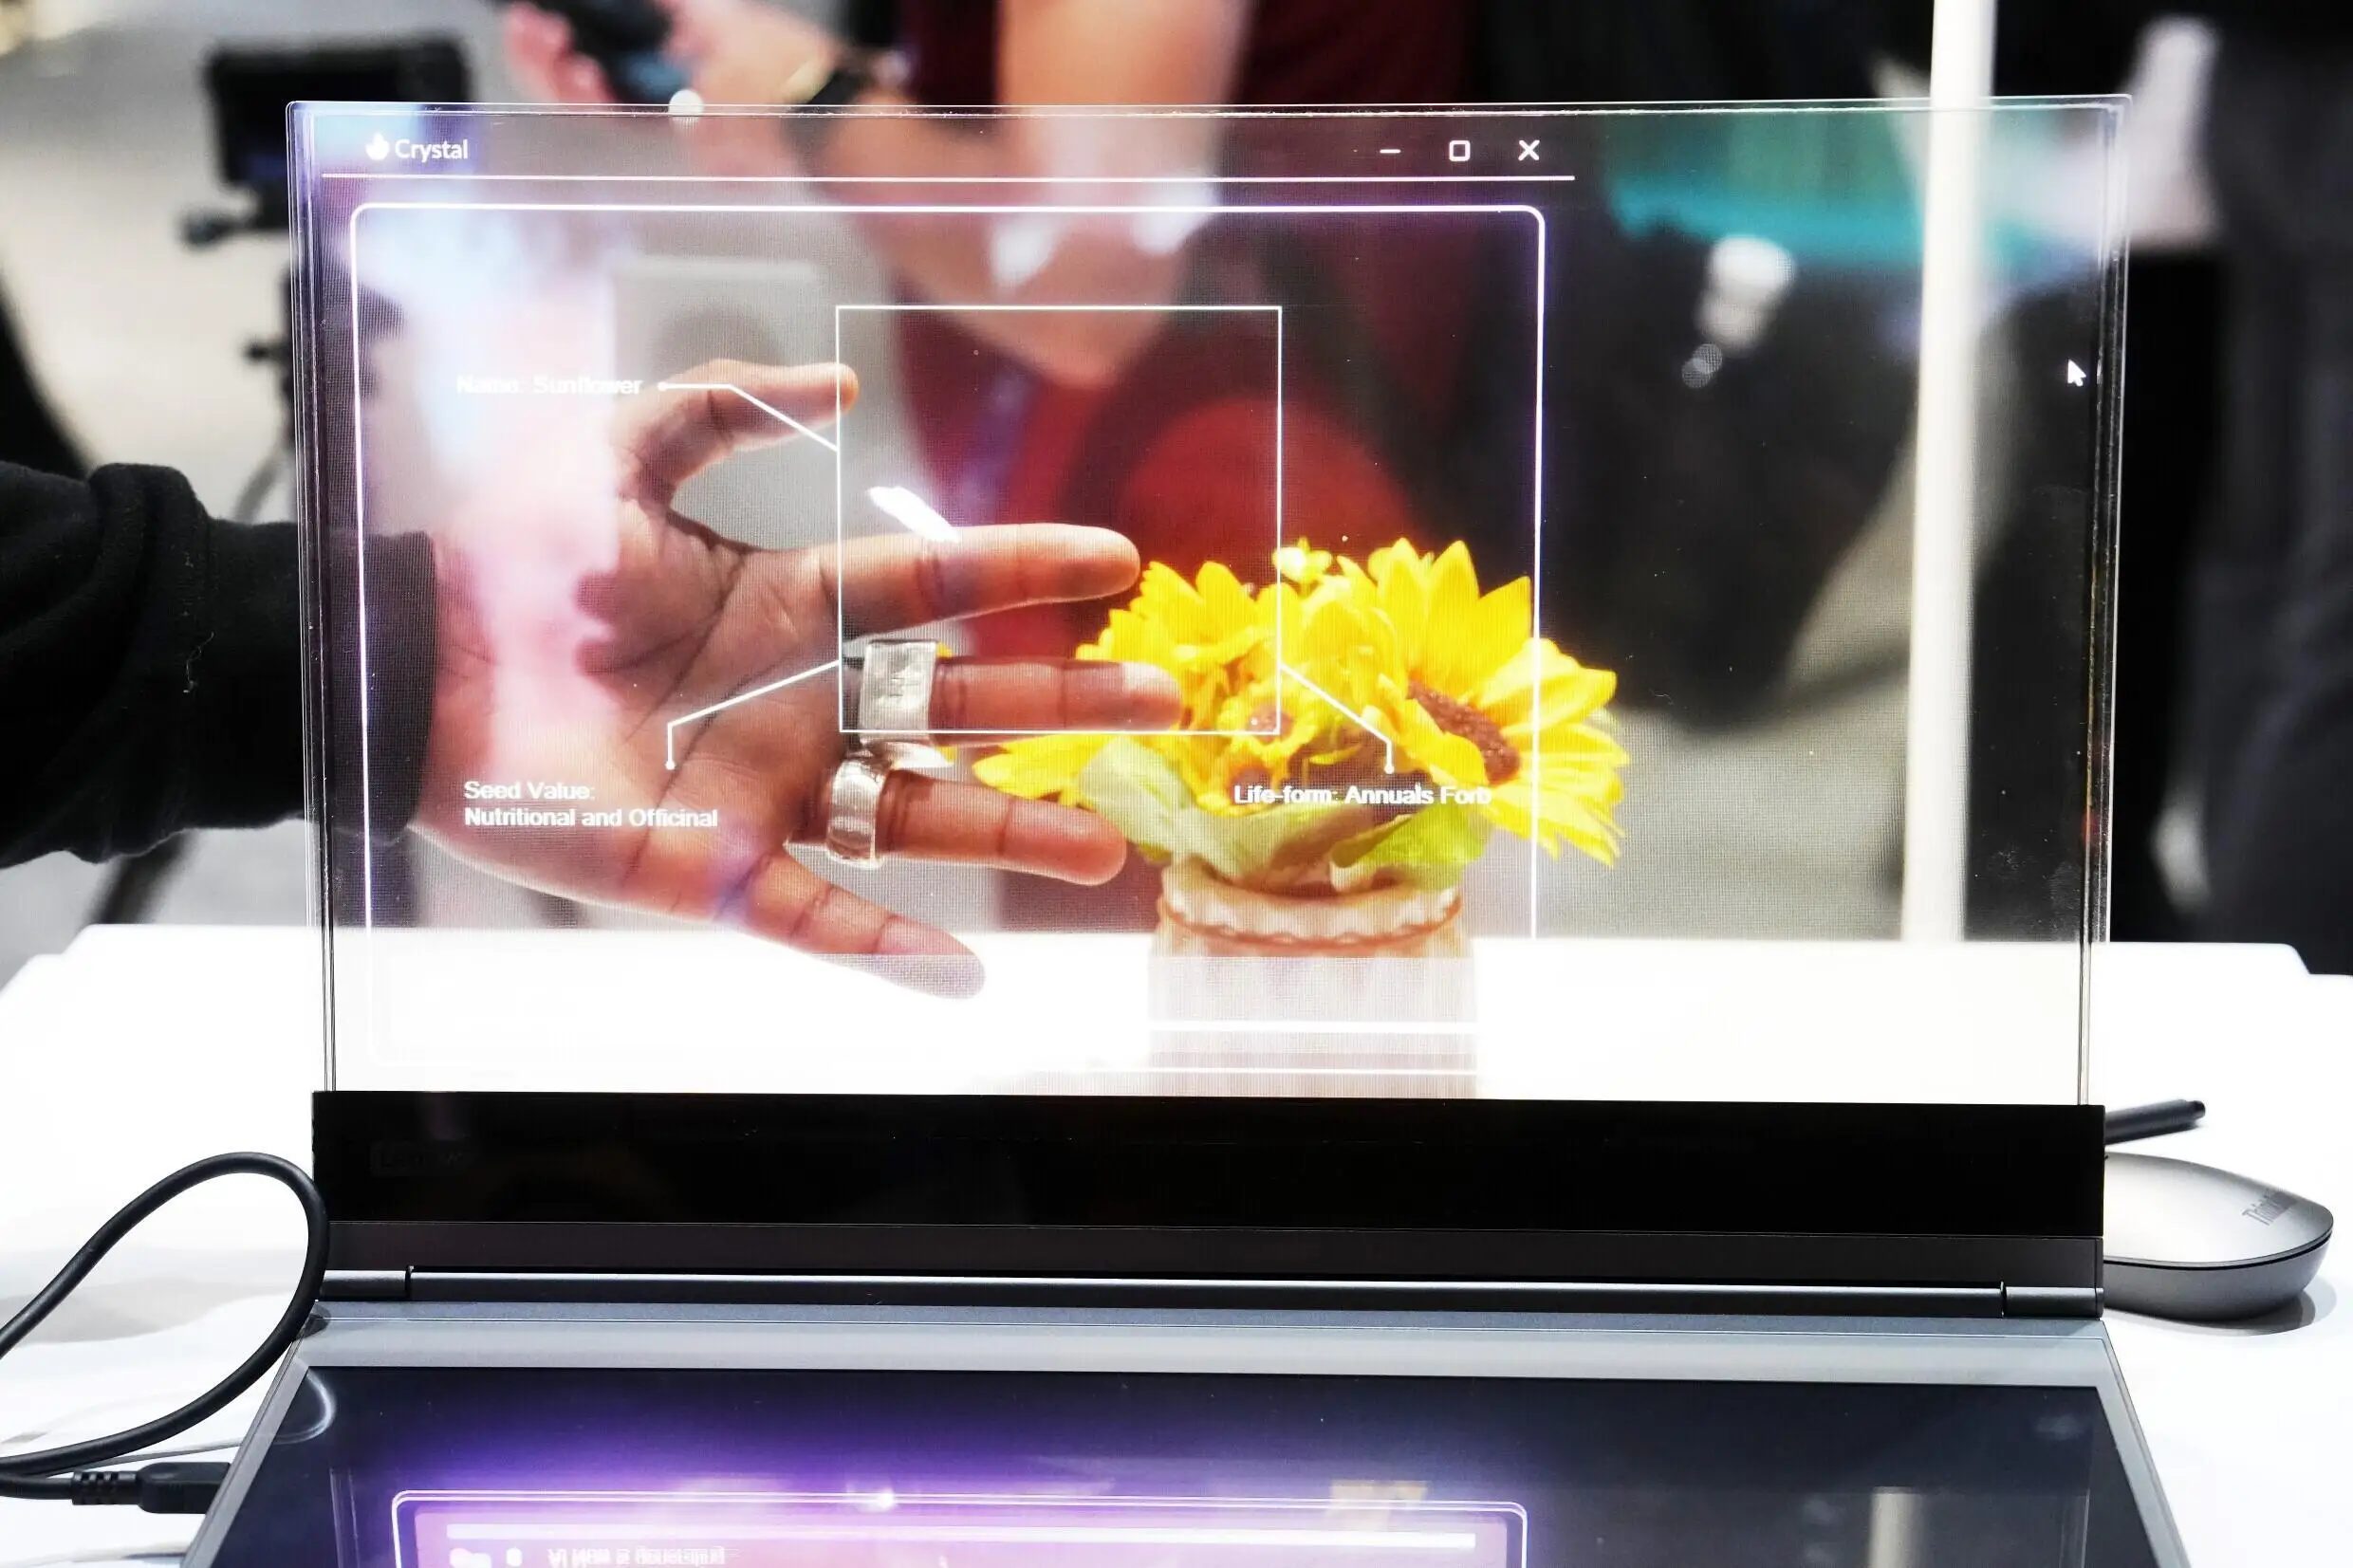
[826,525,1143,636]
[615,359,857,505]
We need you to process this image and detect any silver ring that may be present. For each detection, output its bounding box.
[858,638,940,736]
[823,747,895,867]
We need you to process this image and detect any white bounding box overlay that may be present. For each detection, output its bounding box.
[834,301,1285,741]
[343,202,1548,948]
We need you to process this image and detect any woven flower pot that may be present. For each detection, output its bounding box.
[1153,855,1467,958]
[1145,857,1473,1096]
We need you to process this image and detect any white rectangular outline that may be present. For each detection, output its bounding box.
[339,198,1547,1039]
[391,1489,1527,1568]
[833,298,1285,739]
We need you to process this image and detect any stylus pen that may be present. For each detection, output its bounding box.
[2104,1098,2207,1145]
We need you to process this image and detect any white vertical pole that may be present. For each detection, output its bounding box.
[1867,1488,1928,1568]
[1902,0,1998,940]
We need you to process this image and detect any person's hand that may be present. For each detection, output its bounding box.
[501,2,621,103]
[415,360,1178,993]
[504,0,835,175]
[664,0,834,106]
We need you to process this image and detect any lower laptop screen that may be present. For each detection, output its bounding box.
[194,1363,2158,1568]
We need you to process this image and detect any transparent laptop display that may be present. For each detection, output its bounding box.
[291,101,2125,1100]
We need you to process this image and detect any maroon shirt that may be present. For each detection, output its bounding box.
[890,1,1478,655]
[899,0,1472,108]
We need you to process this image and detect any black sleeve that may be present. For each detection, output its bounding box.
[0,460,435,866]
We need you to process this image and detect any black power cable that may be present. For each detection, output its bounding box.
[0,1153,328,1512]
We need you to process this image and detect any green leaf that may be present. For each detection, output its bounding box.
[1329,802,1491,891]
[1176,800,1379,884]
[1072,739,1379,884]
[1071,738,1193,860]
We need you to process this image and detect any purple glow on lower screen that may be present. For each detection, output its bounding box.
[398,1493,1523,1568]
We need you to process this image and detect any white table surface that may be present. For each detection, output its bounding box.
[318,926,2091,1102]
[2,925,2348,1566]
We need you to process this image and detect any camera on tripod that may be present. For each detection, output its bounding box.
[177,37,472,441]
[183,36,471,246]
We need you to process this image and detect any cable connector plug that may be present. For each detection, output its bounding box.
[66,1461,230,1514]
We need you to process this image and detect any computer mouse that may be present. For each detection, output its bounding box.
[2103,1151,2333,1321]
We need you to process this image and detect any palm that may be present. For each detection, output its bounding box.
[414,360,1176,989]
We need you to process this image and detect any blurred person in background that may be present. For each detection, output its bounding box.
[1960,1,2353,969]
[504,0,1901,710]
[510,0,1491,927]
[1877,3,2229,944]
[2182,7,2353,972]
[1870,0,2353,975]
[1455,0,2352,962]
[508,0,1480,665]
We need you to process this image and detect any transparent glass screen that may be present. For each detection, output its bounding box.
[292,101,2125,1100]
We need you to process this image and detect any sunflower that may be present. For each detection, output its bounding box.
[1322,541,1626,863]
[974,540,1626,885]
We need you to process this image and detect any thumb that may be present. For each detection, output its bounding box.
[614,360,859,503]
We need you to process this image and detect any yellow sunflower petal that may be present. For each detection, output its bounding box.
[973,734,1112,803]
[1414,542,1484,689]
[1274,541,1333,586]
[1491,776,1621,864]
[1508,721,1631,772]
[1436,576,1532,695]
[1386,686,1491,789]
[1371,542,1430,670]
[1477,649,1616,729]
[1196,559,1255,629]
